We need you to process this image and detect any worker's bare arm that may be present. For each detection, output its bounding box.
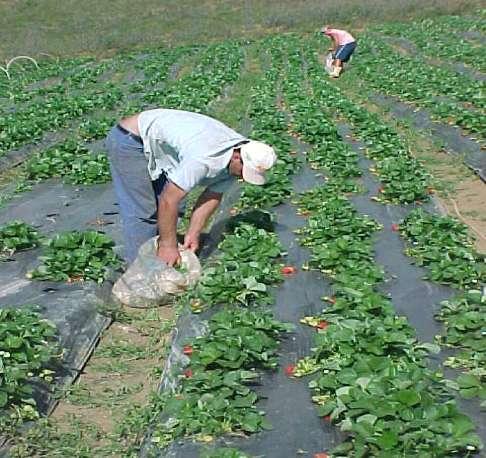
[157,181,187,266]
[331,36,338,52]
[184,188,223,252]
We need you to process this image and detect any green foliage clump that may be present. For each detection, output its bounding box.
[151,308,291,446]
[0,308,58,432]
[0,220,41,258]
[25,140,111,185]
[30,230,121,283]
[400,209,485,289]
[187,224,284,310]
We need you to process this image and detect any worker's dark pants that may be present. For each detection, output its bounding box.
[105,126,169,263]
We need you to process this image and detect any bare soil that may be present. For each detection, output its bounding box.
[51,306,173,441]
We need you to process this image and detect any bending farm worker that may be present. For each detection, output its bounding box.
[321,25,357,78]
[105,109,277,266]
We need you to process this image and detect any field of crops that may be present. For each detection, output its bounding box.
[0,10,485,458]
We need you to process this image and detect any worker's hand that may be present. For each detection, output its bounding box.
[183,231,200,253]
[157,241,181,267]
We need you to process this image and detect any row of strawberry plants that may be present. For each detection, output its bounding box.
[399,208,485,399]
[359,33,485,110]
[146,222,290,448]
[0,218,121,283]
[282,36,361,183]
[352,35,485,136]
[10,60,112,105]
[0,83,123,155]
[374,15,486,73]
[293,189,481,455]
[290,179,481,456]
[147,42,305,450]
[186,224,284,311]
[150,41,244,111]
[24,139,111,185]
[238,37,299,210]
[0,56,94,101]
[399,209,485,290]
[139,45,200,101]
[302,38,431,203]
[0,307,58,435]
[150,306,292,446]
[279,40,482,454]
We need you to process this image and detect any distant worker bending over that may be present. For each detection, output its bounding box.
[105,109,276,266]
[321,25,357,77]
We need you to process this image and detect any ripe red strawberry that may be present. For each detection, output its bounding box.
[314,453,329,458]
[281,266,297,275]
[323,415,331,422]
[391,223,399,232]
[184,369,193,378]
[284,364,295,376]
[317,320,329,330]
[183,345,193,356]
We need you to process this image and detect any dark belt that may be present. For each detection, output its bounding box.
[116,124,143,144]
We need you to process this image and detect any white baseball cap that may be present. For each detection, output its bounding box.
[239,140,277,185]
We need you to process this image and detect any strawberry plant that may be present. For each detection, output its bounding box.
[150,308,291,447]
[400,209,485,289]
[436,290,486,394]
[187,224,284,309]
[25,140,111,185]
[238,38,300,210]
[201,448,251,458]
[78,115,116,141]
[0,307,58,432]
[0,220,41,258]
[29,230,121,283]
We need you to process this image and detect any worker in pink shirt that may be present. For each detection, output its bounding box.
[321,25,357,77]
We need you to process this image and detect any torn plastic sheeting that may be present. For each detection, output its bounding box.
[0,268,111,450]
[140,161,343,457]
[0,179,124,250]
[0,178,122,451]
[372,93,486,183]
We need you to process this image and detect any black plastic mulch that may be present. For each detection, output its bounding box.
[0,179,123,450]
[372,93,486,183]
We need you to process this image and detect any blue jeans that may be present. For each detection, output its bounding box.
[334,41,357,63]
[105,126,168,263]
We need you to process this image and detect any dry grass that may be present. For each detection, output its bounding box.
[0,0,482,59]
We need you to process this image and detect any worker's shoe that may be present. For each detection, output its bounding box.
[330,66,342,78]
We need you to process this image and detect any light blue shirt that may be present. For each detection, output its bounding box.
[137,109,247,193]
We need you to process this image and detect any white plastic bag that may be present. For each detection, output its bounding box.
[325,52,334,75]
[112,237,201,308]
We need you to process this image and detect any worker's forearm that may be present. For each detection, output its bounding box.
[157,197,179,247]
[187,191,222,235]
